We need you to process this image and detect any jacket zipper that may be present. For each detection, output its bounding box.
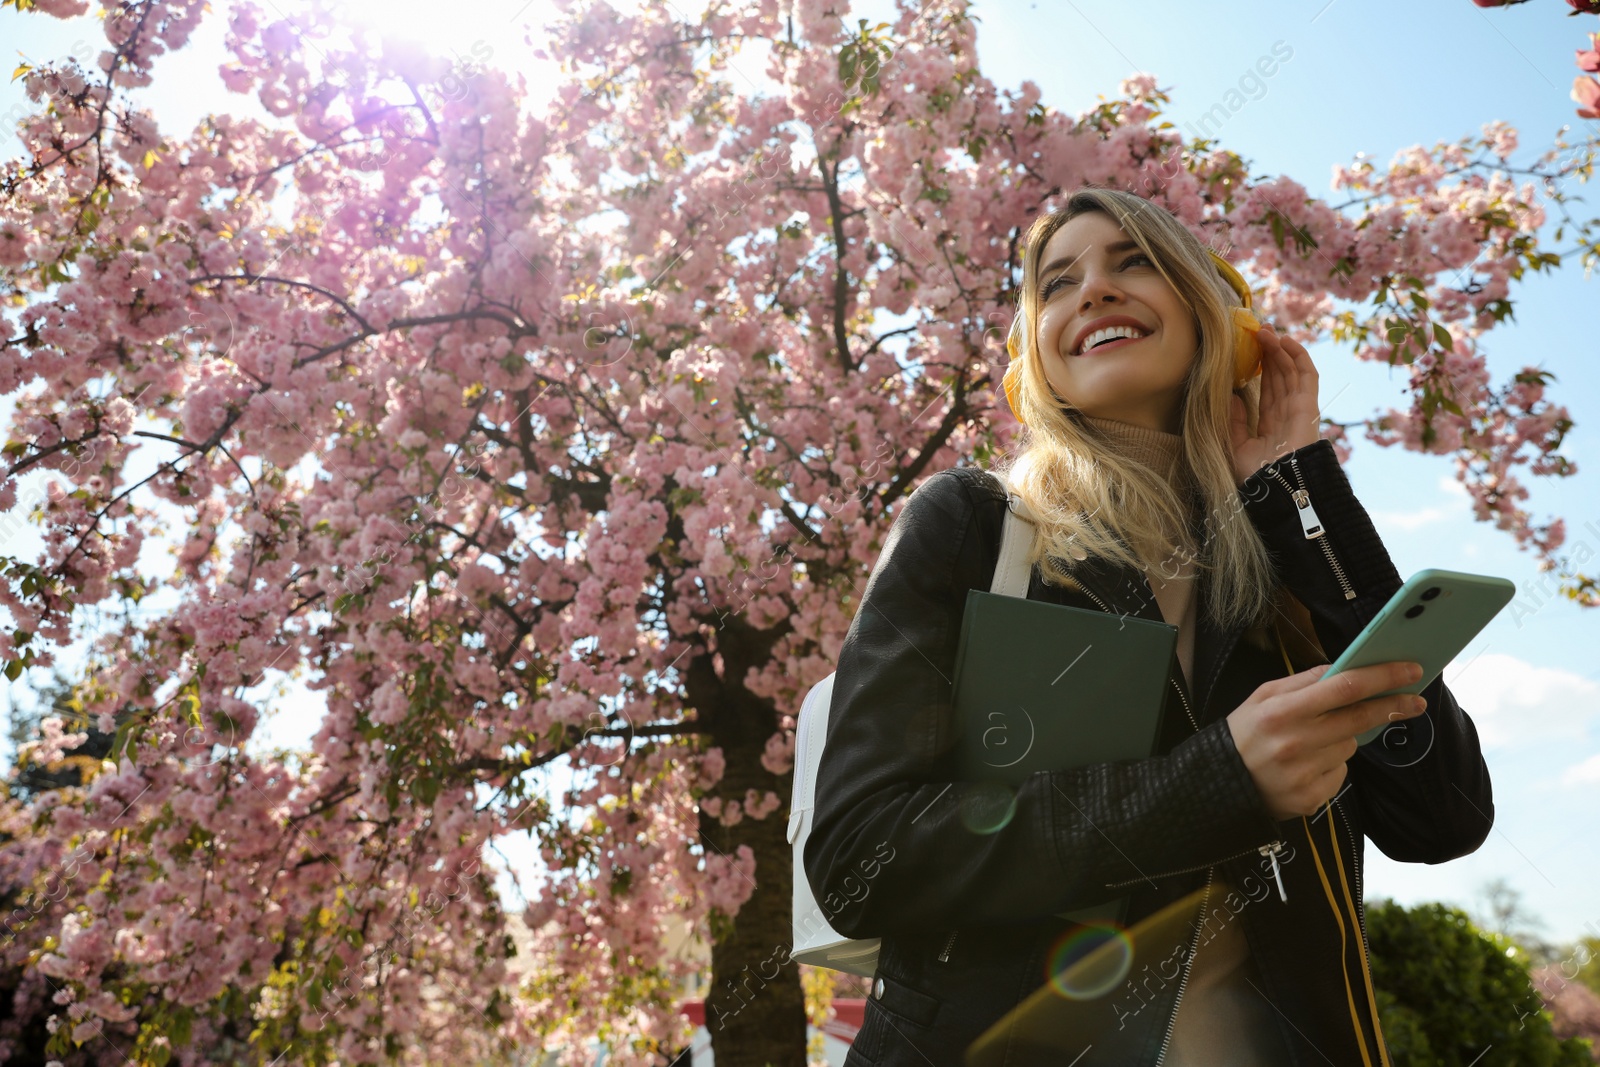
[936,929,958,963]
[1261,840,1288,901]
[1323,798,1392,1067]
[1169,674,1197,733]
[1153,867,1213,1067]
[1266,455,1356,601]
[1104,839,1286,895]
[1333,797,1365,940]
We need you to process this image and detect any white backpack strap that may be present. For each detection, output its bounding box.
[988,468,1035,598]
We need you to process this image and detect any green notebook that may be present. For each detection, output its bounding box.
[950,588,1179,928]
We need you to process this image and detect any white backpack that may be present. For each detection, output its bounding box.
[787,470,1038,975]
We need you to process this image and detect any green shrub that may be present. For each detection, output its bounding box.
[1366,899,1595,1067]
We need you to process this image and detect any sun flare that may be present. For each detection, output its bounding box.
[303,0,557,60]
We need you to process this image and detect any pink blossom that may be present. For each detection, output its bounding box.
[1575,75,1600,118]
[759,728,795,776]
[28,717,88,766]
[1579,33,1600,73]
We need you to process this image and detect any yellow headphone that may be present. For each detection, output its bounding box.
[1001,248,1263,424]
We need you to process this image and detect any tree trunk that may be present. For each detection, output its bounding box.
[690,623,807,1066]
[699,769,806,1065]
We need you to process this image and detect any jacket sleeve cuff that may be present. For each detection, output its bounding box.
[1049,715,1285,888]
[1237,438,1404,659]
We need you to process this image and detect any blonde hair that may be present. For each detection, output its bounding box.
[998,187,1325,664]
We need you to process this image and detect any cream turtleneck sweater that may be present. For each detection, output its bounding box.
[1079,415,1289,1067]
[1079,415,1199,689]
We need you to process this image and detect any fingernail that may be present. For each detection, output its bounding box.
[1412,696,1427,712]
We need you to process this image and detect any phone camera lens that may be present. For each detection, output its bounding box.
[1420,586,1441,601]
[1404,605,1425,619]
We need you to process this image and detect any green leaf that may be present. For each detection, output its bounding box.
[110,716,144,762]
[170,1006,192,1047]
[414,775,440,805]
[1432,323,1453,352]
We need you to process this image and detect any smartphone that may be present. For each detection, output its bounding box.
[1318,568,1517,746]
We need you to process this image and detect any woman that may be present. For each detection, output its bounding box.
[803,187,1495,1066]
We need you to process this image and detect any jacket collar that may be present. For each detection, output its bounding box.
[1046,547,1248,726]
[1054,552,1165,624]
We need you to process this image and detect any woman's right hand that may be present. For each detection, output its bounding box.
[1226,660,1428,822]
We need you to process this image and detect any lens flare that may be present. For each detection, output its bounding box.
[327,0,551,53]
[958,782,1018,834]
[1046,923,1135,1000]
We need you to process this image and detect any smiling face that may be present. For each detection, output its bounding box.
[1034,211,1199,435]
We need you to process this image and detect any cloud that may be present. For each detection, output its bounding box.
[1444,652,1600,750]
[1368,476,1470,532]
[1371,505,1455,531]
[1560,752,1600,787]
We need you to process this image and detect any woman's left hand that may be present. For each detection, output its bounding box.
[1228,323,1321,487]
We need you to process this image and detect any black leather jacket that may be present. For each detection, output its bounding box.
[804,438,1494,1066]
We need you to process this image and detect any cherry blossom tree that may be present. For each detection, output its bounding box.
[1,0,1597,1064]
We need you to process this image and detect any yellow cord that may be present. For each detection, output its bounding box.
[1301,814,1376,1067]
[1279,622,1394,1066]
[1274,624,1295,676]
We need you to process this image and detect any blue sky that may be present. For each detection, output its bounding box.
[2,0,1598,949]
